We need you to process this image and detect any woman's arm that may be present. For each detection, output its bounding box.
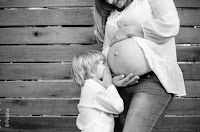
[141,0,180,44]
[110,23,144,46]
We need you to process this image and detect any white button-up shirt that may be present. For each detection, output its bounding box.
[102,0,186,96]
[76,79,124,132]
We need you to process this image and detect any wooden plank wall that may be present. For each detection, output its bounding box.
[0,0,200,131]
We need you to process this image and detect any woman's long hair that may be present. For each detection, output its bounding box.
[93,0,116,44]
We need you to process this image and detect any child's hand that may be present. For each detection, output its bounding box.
[102,65,113,88]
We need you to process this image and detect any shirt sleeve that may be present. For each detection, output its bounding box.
[95,84,124,114]
[141,0,180,44]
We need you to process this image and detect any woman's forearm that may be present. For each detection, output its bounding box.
[141,0,180,44]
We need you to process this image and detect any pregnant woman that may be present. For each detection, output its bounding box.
[93,0,186,131]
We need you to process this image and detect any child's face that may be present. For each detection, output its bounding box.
[95,60,106,80]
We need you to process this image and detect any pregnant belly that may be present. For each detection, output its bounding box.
[107,38,151,76]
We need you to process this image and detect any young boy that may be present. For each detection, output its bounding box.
[71,50,124,132]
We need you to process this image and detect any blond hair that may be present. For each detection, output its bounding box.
[93,0,116,44]
[71,50,106,87]
[93,0,133,44]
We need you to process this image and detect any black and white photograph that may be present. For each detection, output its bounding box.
[0,0,200,131]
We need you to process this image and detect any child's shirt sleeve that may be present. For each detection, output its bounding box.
[95,84,124,114]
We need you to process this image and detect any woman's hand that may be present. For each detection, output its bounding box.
[113,73,140,87]
[110,23,144,46]
[110,24,130,46]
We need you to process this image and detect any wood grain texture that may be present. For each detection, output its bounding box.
[0,45,101,62]
[168,98,200,115]
[0,98,79,115]
[0,45,200,62]
[0,0,200,8]
[176,28,200,44]
[0,27,199,44]
[179,64,200,80]
[0,98,200,115]
[177,8,200,26]
[0,27,96,44]
[0,63,199,80]
[0,63,71,80]
[0,81,80,98]
[177,45,200,62]
[174,0,200,7]
[0,8,199,26]
[0,0,93,8]
[0,8,93,26]
[0,116,199,132]
[0,116,79,132]
[0,81,199,98]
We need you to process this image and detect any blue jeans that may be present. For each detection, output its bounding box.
[115,72,174,132]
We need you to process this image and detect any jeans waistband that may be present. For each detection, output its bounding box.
[139,71,155,80]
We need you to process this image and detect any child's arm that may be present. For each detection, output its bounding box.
[90,65,124,114]
[95,84,124,114]
[92,65,112,88]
